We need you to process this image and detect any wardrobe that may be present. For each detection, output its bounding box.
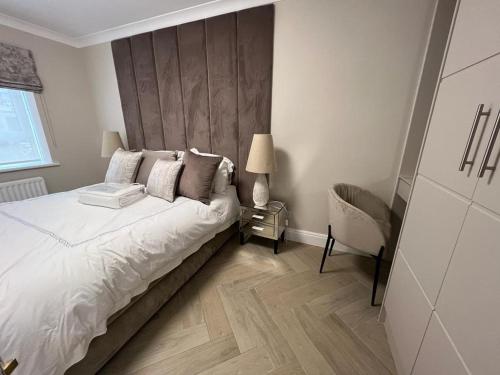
[382,1,500,374]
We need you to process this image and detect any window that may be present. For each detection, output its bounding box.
[0,87,54,172]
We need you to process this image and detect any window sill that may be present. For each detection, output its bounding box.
[0,162,60,174]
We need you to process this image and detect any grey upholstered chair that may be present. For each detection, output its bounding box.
[320,183,391,306]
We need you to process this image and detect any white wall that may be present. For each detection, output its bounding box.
[270,0,436,234]
[79,0,436,237]
[0,25,105,192]
[83,43,127,178]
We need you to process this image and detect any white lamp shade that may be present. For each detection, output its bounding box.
[101,131,124,157]
[246,134,277,173]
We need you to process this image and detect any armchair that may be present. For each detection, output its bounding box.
[320,183,391,306]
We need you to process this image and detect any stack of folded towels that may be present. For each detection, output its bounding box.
[78,183,146,209]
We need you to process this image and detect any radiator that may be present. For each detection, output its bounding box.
[0,177,48,203]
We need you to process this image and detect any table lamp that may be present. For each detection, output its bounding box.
[101,131,124,158]
[246,134,276,207]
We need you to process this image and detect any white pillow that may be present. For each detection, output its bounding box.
[188,148,234,193]
[146,159,183,202]
[105,148,143,184]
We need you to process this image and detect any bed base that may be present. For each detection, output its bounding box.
[66,223,238,375]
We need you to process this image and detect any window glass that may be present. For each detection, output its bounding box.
[0,87,53,171]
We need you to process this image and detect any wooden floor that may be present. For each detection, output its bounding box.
[99,236,395,375]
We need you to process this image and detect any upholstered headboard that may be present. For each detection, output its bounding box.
[111,5,274,204]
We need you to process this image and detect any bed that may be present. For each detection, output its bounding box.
[0,7,274,372]
[0,186,240,375]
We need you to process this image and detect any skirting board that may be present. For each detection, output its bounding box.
[286,227,369,257]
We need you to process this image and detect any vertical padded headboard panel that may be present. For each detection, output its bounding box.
[111,5,274,204]
[152,28,186,151]
[237,6,274,204]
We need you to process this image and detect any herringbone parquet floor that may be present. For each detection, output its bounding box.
[99,235,395,375]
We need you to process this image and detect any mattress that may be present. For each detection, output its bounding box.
[0,186,240,375]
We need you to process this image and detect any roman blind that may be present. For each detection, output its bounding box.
[0,42,43,93]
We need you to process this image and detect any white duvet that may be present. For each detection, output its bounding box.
[0,186,239,375]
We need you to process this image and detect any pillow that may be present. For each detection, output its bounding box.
[135,149,177,185]
[177,150,222,204]
[147,159,183,202]
[105,148,143,184]
[187,148,234,193]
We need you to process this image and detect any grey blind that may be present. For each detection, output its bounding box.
[0,42,43,93]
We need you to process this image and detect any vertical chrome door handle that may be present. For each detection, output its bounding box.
[459,104,490,171]
[478,109,500,178]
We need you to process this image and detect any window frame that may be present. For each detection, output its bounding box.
[0,88,58,173]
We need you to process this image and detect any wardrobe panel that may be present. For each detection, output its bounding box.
[399,175,469,304]
[436,204,500,375]
[442,0,500,77]
[413,313,469,375]
[384,253,432,375]
[206,13,238,179]
[177,20,211,153]
[111,39,145,150]
[237,5,274,205]
[153,27,187,151]
[130,33,164,150]
[419,54,500,198]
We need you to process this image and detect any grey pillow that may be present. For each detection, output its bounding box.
[147,159,183,202]
[135,150,177,186]
[178,150,222,204]
[105,148,143,183]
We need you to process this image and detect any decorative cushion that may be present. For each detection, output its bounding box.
[146,160,183,202]
[135,150,177,186]
[105,148,143,184]
[189,148,234,193]
[177,150,222,204]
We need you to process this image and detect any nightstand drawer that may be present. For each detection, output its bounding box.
[250,222,275,236]
[247,212,275,225]
[241,206,276,225]
[242,221,275,239]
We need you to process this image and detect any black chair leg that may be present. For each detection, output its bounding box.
[371,246,385,306]
[319,225,333,273]
[328,234,335,256]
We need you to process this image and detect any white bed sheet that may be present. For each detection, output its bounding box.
[0,186,240,375]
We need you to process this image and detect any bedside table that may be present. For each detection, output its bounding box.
[239,201,286,254]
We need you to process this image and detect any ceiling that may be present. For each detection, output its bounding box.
[0,0,275,47]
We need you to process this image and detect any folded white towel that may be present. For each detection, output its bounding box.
[78,183,146,209]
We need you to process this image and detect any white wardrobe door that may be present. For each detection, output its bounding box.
[472,115,500,215]
[419,53,500,198]
[413,313,469,375]
[399,176,469,304]
[384,253,432,375]
[436,204,500,375]
[442,0,500,77]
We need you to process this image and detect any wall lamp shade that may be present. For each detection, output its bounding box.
[101,131,124,157]
[246,134,277,173]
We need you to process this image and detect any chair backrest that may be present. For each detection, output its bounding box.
[333,184,390,224]
[328,183,389,255]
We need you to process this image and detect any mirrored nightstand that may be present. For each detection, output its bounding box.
[239,201,286,254]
